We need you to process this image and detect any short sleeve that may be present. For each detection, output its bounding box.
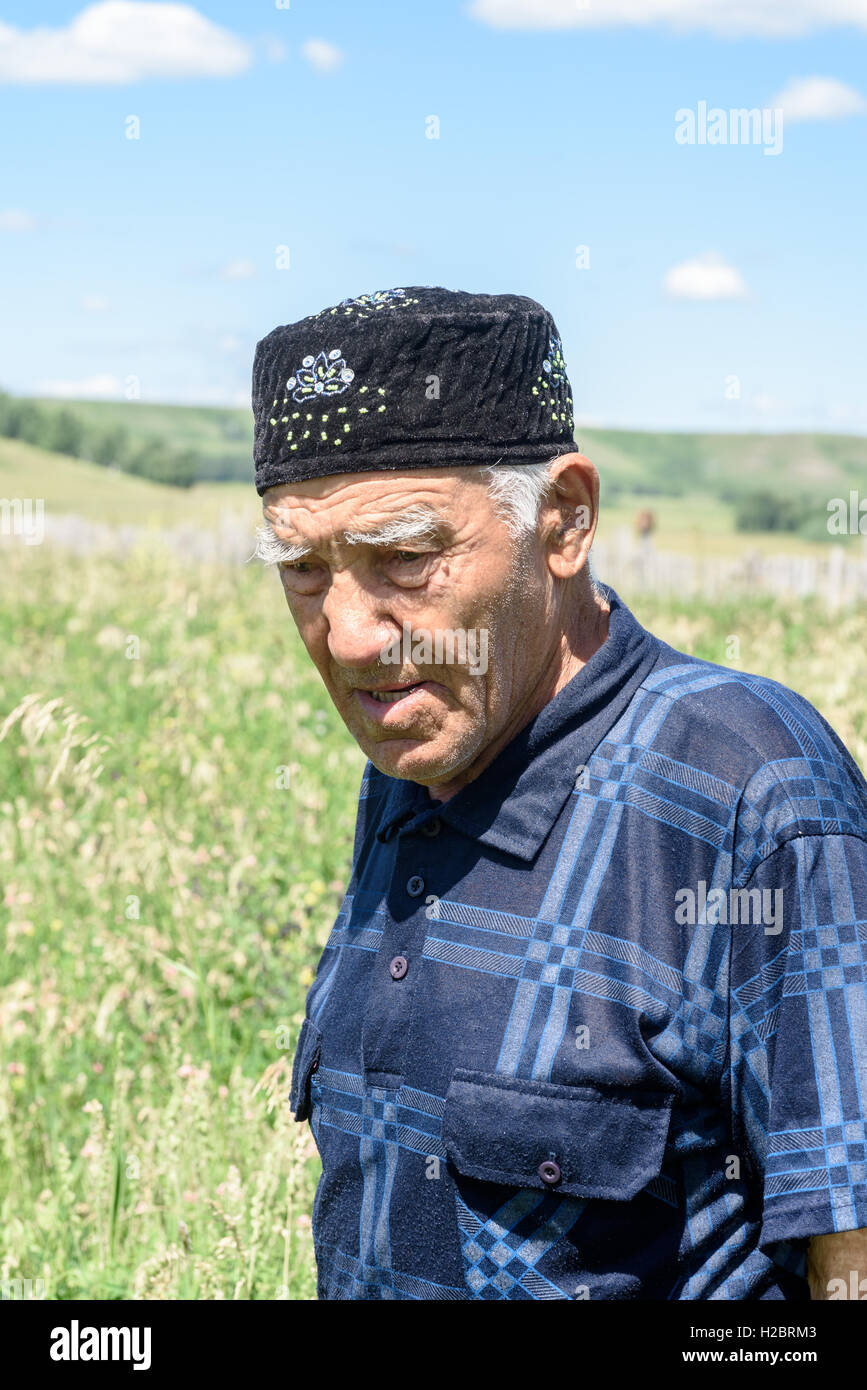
[728,833,867,1256]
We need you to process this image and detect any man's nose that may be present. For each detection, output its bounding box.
[322,572,397,671]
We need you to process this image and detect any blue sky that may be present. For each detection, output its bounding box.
[1,0,865,432]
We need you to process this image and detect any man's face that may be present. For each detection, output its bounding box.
[262,467,556,794]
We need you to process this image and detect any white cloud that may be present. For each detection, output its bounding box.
[38,373,123,398]
[220,259,257,280]
[301,39,344,74]
[0,2,251,84]
[663,252,749,301]
[468,0,867,38]
[770,76,867,122]
[81,294,110,312]
[0,208,38,230]
[218,334,242,352]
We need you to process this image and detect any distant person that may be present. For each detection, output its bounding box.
[252,287,867,1300]
[635,507,655,545]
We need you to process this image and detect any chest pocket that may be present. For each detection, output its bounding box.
[289,1017,322,1123]
[442,1070,677,1299]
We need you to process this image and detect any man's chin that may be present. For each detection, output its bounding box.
[362,731,475,786]
[365,739,448,782]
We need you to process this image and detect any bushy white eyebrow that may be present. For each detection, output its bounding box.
[344,506,444,547]
[252,524,312,566]
[253,505,445,567]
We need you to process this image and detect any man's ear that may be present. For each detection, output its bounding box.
[543,453,599,580]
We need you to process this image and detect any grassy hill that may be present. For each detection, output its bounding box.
[581,428,867,500]
[29,396,253,483]
[0,438,255,528]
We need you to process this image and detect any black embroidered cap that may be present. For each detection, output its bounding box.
[251,286,576,495]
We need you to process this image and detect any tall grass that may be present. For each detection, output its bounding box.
[0,541,364,1299]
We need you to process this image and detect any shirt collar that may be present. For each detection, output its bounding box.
[375,589,661,861]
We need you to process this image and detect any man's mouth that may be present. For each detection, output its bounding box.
[366,682,424,704]
[351,679,436,721]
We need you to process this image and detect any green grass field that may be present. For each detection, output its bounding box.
[0,439,255,530]
[0,539,367,1299]
[2,525,866,1299]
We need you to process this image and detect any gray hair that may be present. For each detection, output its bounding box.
[481,457,603,601]
[479,458,557,539]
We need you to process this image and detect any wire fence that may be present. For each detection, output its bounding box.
[592,531,867,609]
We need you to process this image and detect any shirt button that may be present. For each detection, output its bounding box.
[406,875,425,897]
[538,1160,562,1186]
[421,818,441,837]
[389,955,409,980]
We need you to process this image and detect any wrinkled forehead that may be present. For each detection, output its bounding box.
[262,466,486,541]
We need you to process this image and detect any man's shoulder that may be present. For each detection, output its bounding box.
[636,641,867,859]
[640,642,845,767]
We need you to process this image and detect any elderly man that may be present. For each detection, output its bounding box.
[252,287,867,1301]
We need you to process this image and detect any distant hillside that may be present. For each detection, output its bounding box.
[30,396,253,483]
[0,438,254,527]
[582,429,867,542]
[580,427,866,500]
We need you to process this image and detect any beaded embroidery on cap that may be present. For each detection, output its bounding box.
[268,354,387,449]
[532,333,574,432]
[285,348,355,403]
[543,335,567,387]
[314,287,420,320]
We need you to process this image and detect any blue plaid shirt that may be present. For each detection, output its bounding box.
[290,590,867,1300]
